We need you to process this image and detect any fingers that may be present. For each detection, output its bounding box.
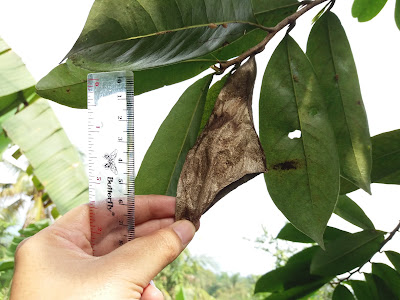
[141,283,164,300]
[135,195,175,224]
[104,220,196,287]
[49,195,179,256]
[135,218,175,237]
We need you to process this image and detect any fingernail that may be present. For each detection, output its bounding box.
[172,220,196,246]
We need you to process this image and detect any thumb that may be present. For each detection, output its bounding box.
[105,220,196,287]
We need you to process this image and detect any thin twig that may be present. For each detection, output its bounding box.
[335,220,400,285]
[379,220,400,250]
[214,0,331,73]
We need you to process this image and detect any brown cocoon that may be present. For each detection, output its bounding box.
[175,56,267,223]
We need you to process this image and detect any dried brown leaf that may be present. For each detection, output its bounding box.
[176,56,267,223]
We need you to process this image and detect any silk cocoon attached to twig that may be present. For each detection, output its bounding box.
[175,56,267,223]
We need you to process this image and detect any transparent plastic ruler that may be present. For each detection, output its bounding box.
[87,71,134,255]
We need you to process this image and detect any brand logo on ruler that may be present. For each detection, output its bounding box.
[104,149,118,175]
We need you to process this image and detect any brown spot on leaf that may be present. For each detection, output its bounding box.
[273,160,298,171]
[222,23,228,28]
[208,23,218,29]
[66,89,70,93]
[293,75,299,82]
[335,74,339,81]
[222,41,230,47]
[357,100,361,105]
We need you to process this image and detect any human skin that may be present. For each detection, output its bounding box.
[10,195,197,300]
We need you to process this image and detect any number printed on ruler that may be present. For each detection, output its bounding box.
[87,71,135,255]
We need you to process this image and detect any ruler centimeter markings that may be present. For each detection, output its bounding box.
[87,71,135,255]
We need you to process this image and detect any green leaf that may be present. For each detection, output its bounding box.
[368,130,400,185]
[0,37,39,118]
[332,285,355,300]
[36,29,264,108]
[264,279,329,300]
[255,247,320,293]
[372,263,400,298]
[277,223,350,244]
[259,35,339,247]
[6,219,51,256]
[286,246,320,266]
[35,60,90,109]
[352,0,388,22]
[252,0,300,27]
[386,251,400,271]
[136,74,213,196]
[307,12,372,194]
[0,37,35,99]
[175,286,187,300]
[37,0,302,108]
[340,130,400,194]
[198,73,230,136]
[363,273,380,299]
[0,259,14,272]
[310,230,385,276]
[349,280,375,300]
[334,195,375,229]
[365,273,398,300]
[66,0,257,71]
[2,99,88,214]
[36,58,215,108]
[396,0,400,30]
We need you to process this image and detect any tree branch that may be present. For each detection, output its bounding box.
[336,220,400,284]
[214,0,332,73]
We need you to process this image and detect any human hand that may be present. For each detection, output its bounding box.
[11,195,197,300]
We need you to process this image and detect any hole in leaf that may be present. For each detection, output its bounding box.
[288,130,301,139]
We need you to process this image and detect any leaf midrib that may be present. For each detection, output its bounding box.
[286,38,314,206]
[70,21,257,56]
[326,15,369,188]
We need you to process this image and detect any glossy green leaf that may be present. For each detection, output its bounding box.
[352,0,388,22]
[349,280,375,300]
[37,0,301,108]
[307,12,372,194]
[252,0,300,27]
[259,35,339,247]
[396,0,400,30]
[277,223,350,244]
[2,99,88,214]
[372,263,400,298]
[365,273,398,300]
[264,279,329,300]
[136,74,213,196]
[255,247,324,294]
[386,251,400,271]
[364,273,380,299]
[66,0,257,71]
[334,195,375,229]
[310,230,385,276]
[340,129,400,194]
[332,285,355,300]
[198,73,230,136]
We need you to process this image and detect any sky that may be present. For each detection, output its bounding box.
[0,0,399,276]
